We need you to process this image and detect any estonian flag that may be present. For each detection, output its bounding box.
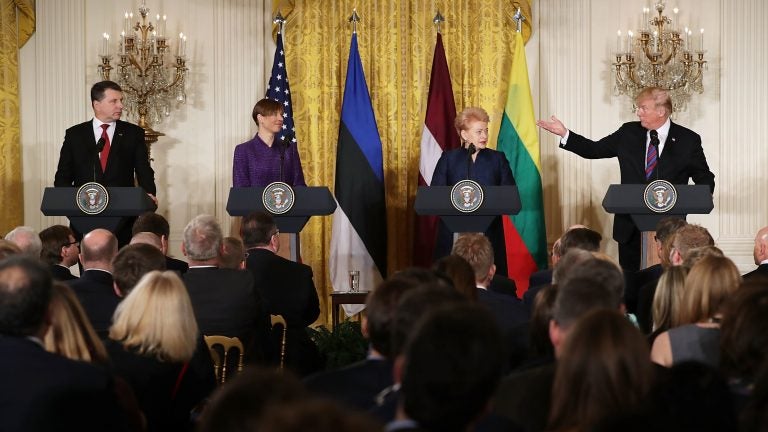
[329,32,387,312]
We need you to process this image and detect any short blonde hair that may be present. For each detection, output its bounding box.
[109,270,198,362]
[454,107,490,135]
[451,233,493,283]
[679,255,741,324]
[636,87,673,116]
[44,282,109,365]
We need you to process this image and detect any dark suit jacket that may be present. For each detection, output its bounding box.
[490,274,518,298]
[245,248,321,375]
[743,263,768,281]
[67,269,120,337]
[50,264,77,281]
[477,288,529,333]
[563,121,715,244]
[304,357,394,412]
[54,119,156,194]
[493,362,556,432]
[183,267,265,358]
[0,336,123,431]
[166,255,189,274]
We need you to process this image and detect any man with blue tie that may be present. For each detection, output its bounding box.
[536,87,715,272]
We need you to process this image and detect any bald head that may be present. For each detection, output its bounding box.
[80,229,118,271]
[130,231,163,250]
[754,226,768,265]
[4,226,42,258]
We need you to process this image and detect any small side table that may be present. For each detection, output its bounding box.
[330,291,369,328]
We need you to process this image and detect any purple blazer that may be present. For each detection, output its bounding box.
[232,134,306,187]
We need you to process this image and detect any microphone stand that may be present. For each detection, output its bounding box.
[466,143,476,180]
[278,133,292,183]
[94,137,105,182]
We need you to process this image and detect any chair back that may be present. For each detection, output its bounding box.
[270,314,288,370]
[204,335,245,385]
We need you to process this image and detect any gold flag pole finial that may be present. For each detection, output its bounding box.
[273,11,286,33]
[433,11,445,34]
[348,9,361,34]
[512,6,525,33]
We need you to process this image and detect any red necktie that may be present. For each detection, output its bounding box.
[100,124,111,172]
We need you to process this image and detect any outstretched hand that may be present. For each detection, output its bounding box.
[536,115,567,138]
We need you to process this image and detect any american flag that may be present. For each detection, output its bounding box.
[265,31,296,145]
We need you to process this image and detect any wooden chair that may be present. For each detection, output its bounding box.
[203,335,244,385]
[270,314,287,370]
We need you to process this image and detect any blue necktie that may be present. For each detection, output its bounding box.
[645,130,659,180]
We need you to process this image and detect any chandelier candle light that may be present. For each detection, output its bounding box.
[98,0,188,148]
[612,1,706,112]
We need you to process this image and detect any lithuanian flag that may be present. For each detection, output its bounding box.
[497,31,547,296]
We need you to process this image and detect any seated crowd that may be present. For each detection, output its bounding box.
[1,215,768,431]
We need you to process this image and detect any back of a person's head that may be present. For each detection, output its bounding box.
[183,214,222,261]
[112,243,167,295]
[197,366,308,432]
[679,255,741,324]
[401,303,504,432]
[365,277,420,358]
[44,282,108,364]
[451,233,494,282]
[552,248,593,284]
[0,239,21,260]
[255,397,382,432]
[720,281,768,381]
[109,270,198,362]
[391,284,465,357]
[80,229,118,265]
[129,231,163,250]
[220,236,245,269]
[132,212,170,238]
[0,256,52,336]
[240,211,276,247]
[652,265,688,331]
[655,217,687,243]
[549,309,652,432]
[673,224,714,261]
[39,225,74,265]
[389,267,446,287]
[559,227,602,255]
[681,245,724,272]
[433,254,478,301]
[553,258,624,330]
[4,226,42,258]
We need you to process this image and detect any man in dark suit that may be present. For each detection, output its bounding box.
[744,226,768,280]
[242,211,321,376]
[0,256,124,431]
[181,215,266,360]
[537,87,715,272]
[67,228,120,337]
[112,242,167,296]
[132,212,189,274]
[54,80,156,246]
[38,225,79,281]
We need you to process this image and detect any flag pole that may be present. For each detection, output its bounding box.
[513,6,525,33]
[273,11,285,39]
[348,9,360,34]
[433,10,445,34]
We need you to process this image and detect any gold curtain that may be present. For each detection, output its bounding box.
[273,0,531,324]
[0,0,34,235]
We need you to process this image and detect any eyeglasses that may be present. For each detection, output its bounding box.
[271,229,280,237]
[63,241,80,248]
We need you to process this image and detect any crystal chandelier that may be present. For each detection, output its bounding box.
[612,1,707,112]
[98,0,188,147]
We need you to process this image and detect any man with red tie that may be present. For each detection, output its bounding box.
[536,87,715,272]
[54,80,156,245]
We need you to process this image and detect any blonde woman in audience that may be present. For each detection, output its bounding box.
[649,266,688,344]
[650,255,741,367]
[547,309,654,432]
[107,270,215,431]
[44,282,144,431]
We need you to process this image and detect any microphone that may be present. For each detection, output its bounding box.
[93,138,106,181]
[466,142,476,179]
[278,132,293,183]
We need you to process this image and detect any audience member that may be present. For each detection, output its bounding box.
[493,255,625,431]
[106,270,215,431]
[528,237,561,290]
[681,244,724,272]
[241,211,320,376]
[304,277,417,411]
[651,255,741,367]
[132,212,189,274]
[4,225,42,258]
[432,254,477,301]
[452,233,528,332]
[67,228,119,337]
[649,265,687,344]
[257,397,383,432]
[220,236,246,269]
[391,303,504,432]
[0,239,21,260]
[112,243,167,296]
[130,231,163,249]
[547,309,653,432]
[39,225,79,281]
[0,256,124,430]
[744,226,768,280]
[182,215,265,361]
[637,223,714,333]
